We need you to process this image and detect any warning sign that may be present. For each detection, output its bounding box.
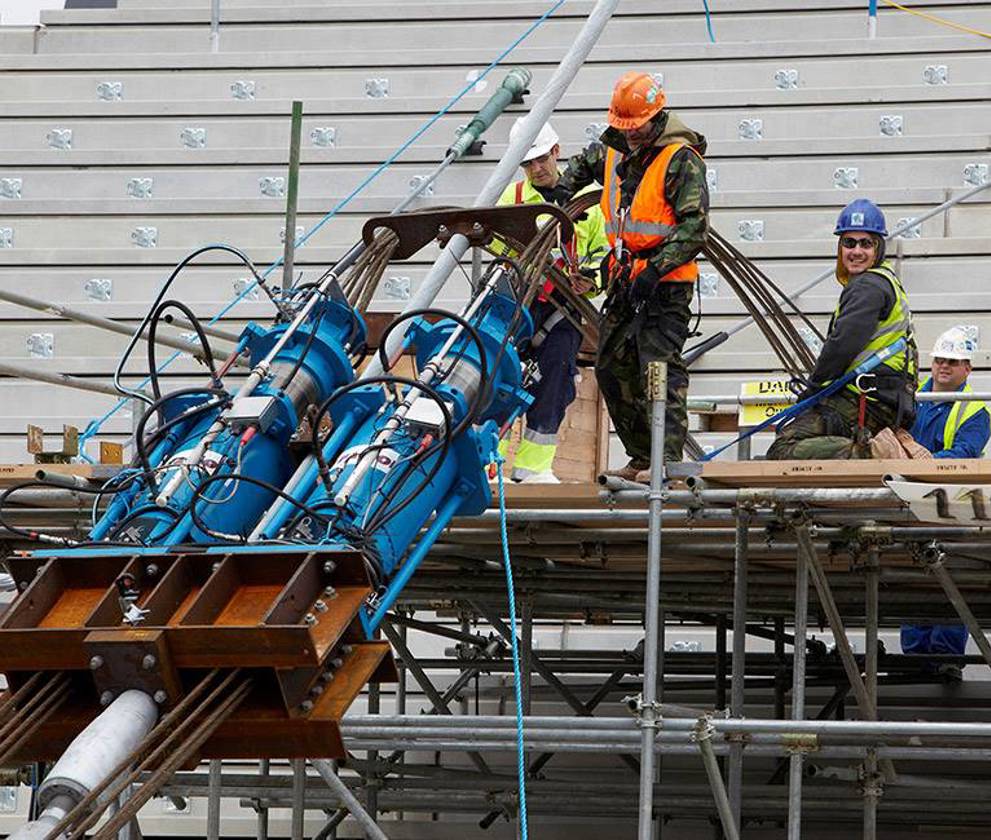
[738,380,794,428]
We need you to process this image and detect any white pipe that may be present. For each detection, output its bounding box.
[9,691,158,840]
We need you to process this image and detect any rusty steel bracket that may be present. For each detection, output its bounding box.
[27,424,79,464]
[361,204,575,260]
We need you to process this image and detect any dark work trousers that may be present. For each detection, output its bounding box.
[524,299,583,437]
[595,283,693,464]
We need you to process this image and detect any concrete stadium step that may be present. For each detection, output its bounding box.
[1,102,987,164]
[25,5,991,54]
[1,155,988,209]
[2,33,984,72]
[4,53,990,107]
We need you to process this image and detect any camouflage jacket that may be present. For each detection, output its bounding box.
[556,111,710,280]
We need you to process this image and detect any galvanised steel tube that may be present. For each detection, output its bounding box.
[638,360,667,840]
[371,0,622,373]
[923,549,991,668]
[311,759,389,840]
[607,488,900,506]
[727,513,748,830]
[694,720,740,840]
[787,539,809,840]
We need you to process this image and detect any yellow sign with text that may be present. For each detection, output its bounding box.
[738,380,794,428]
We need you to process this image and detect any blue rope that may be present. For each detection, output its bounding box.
[494,452,529,839]
[702,0,717,42]
[78,0,568,449]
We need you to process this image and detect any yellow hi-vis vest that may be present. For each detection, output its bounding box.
[920,378,989,451]
[833,261,916,395]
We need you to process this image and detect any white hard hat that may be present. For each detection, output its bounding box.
[510,118,559,162]
[931,326,978,361]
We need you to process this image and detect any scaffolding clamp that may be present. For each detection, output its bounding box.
[624,693,663,730]
[858,763,885,800]
[782,732,819,755]
[690,715,716,744]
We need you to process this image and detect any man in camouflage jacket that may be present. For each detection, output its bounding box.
[552,101,709,473]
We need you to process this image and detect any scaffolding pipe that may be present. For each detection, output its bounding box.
[787,538,809,840]
[311,759,390,840]
[370,0,621,374]
[923,549,991,668]
[694,719,740,840]
[638,360,668,840]
[727,513,748,830]
[0,286,241,367]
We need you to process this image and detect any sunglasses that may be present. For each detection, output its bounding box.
[522,151,554,168]
[933,357,967,367]
[840,236,876,250]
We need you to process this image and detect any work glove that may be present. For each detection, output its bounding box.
[628,263,661,307]
[547,184,573,207]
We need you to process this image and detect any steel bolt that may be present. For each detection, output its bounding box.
[304,613,318,626]
[145,563,159,577]
[17,581,27,591]
[437,225,449,236]
[321,670,336,683]
[300,700,314,713]
[309,684,324,698]
[323,585,337,599]
[211,562,222,573]
[99,691,115,706]
[472,222,483,233]
[322,561,336,575]
[341,644,353,656]
[153,690,168,704]
[89,655,104,670]
[141,654,157,671]
[313,599,328,613]
[330,657,344,669]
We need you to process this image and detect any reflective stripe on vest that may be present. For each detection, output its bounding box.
[923,379,990,451]
[836,262,916,389]
[600,143,699,283]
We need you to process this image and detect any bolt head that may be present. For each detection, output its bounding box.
[17,581,28,591]
[141,654,157,671]
[313,599,328,613]
[304,613,318,626]
[323,585,337,599]
[89,655,104,670]
[100,691,115,706]
[300,700,314,713]
[330,657,344,669]
[309,684,324,698]
[153,690,168,704]
[145,563,159,577]
[211,562,222,573]
[341,645,353,656]
[322,561,336,575]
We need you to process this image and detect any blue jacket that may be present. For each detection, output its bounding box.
[910,379,990,459]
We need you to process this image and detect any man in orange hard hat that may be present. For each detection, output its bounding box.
[549,71,709,478]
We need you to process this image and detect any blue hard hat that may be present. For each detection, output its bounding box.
[834,198,887,236]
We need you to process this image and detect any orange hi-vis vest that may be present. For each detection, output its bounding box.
[600,142,699,284]
[515,180,578,302]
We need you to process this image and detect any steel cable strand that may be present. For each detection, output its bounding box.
[0,673,70,754]
[0,676,72,767]
[56,669,240,840]
[89,676,255,840]
[0,672,45,724]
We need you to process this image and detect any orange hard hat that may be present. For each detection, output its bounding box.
[607,71,666,130]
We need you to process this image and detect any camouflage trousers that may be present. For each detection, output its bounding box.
[595,283,693,464]
[766,389,898,460]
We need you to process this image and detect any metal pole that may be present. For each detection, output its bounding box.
[291,759,305,840]
[206,759,221,840]
[863,547,881,840]
[256,759,270,840]
[0,287,239,367]
[366,682,380,824]
[923,549,991,667]
[311,760,390,840]
[282,101,304,292]
[695,719,741,840]
[371,0,621,373]
[787,540,809,840]
[0,361,129,398]
[727,514,748,830]
[638,360,667,840]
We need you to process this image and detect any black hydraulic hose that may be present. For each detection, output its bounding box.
[375,307,489,434]
[187,472,339,544]
[276,290,329,394]
[134,388,229,494]
[105,504,182,544]
[146,299,220,411]
[114,243,271,408]
[309,375,453,496]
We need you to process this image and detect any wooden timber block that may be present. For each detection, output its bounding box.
[0,462,119,487]
[700,458,991,488]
